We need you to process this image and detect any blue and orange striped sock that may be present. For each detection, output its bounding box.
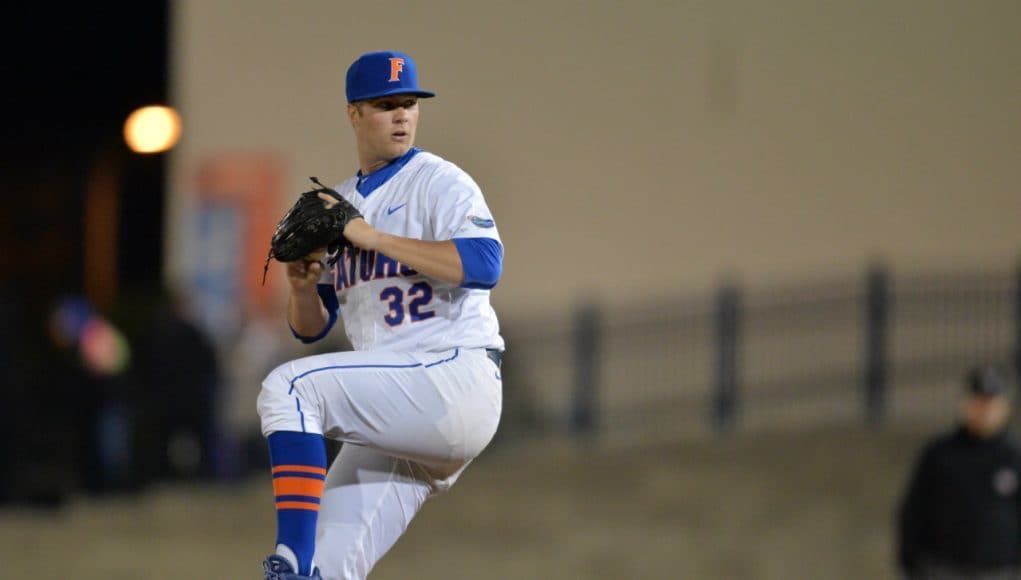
[267,431,327,575]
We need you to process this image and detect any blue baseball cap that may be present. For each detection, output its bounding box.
[345,51,436,103]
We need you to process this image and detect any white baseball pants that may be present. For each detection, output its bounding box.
[257,347,502,580]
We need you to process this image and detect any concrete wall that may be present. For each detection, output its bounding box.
[170,0,1021,316]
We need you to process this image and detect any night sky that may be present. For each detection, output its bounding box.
[1,2,169,304]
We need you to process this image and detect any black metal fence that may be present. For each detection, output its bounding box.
[500,263,1020,440]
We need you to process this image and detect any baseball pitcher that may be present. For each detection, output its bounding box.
[258,51,504,579]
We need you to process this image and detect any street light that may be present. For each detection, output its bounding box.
[84,105,182,311]
[123,105,181,154]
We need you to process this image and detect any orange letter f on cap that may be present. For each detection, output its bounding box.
[388,57,405,82]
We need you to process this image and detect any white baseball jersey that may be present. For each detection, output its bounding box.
[261,149,504,579]
[318,148,504,353]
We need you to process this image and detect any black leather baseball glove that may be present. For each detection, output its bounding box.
[262,177,362,284]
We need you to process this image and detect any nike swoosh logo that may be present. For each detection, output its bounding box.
[387,203,407,215]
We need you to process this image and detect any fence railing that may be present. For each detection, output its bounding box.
[500,263,1020,440]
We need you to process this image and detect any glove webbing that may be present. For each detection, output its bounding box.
[261,176,342,286]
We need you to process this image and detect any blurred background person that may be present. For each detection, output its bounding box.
[898,366,1021,580]
[49,295,135,494]
[132,288,220,482]
[221,308,291,478]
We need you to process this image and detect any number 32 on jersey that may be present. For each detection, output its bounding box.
[379,282,435,326]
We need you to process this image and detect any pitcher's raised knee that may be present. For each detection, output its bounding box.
[257,361,320,436]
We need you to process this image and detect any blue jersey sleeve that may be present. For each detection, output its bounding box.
[289,283,340,343]
[453,237,503,290]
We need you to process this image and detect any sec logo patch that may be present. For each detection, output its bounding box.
[468,215,495,228]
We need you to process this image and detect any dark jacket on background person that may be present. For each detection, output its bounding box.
[898,425,1021,576]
